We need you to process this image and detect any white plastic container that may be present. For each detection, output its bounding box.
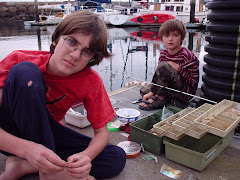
[65,108,91,128]
[116,108,140,125]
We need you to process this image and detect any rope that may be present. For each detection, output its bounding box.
[119,73,218,104]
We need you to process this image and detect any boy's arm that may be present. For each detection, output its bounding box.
[0,128,66,173]
[66,125,109,179]
[0,130,66,175]
[178,58,199,88]
[80,125,109,160]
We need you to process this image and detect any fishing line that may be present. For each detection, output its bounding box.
[111,72,217,104]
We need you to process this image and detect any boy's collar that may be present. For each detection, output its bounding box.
[167,47,183,56]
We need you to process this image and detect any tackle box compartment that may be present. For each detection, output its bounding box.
[153,100,240,140]
[130,106,181,155]
[163,128,234,171]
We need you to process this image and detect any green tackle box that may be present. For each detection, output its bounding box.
[163,128,234,171]
[130,106,181,155]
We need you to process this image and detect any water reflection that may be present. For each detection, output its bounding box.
[102,26,205,92]
[0,22,206,93]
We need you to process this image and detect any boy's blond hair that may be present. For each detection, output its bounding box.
[159,19,187,41]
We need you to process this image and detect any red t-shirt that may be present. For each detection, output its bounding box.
[0,50,115,129]
[159,47,199,101]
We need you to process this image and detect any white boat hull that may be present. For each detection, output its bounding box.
[24,13,69,26]
[109,14,138,26]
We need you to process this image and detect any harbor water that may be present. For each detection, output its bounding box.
[1,21,240,180]
[0,21,207,93]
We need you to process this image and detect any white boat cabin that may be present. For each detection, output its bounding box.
[149,0,209,23]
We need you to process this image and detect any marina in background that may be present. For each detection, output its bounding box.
[0,1,240,179]
[0,0,210,27]
[0,21,206,93]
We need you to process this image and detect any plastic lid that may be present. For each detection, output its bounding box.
[107,122,120,131]
[117,141,141,158]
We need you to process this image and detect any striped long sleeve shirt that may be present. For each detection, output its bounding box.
[159,47,199,101]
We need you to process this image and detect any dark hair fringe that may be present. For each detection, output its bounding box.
[159,19,187,41]
[50,10,112,67]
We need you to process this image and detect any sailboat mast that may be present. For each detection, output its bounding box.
[34,0,39,22]
[190,0,196,23]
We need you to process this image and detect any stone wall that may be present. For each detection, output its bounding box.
[0,2,62,22]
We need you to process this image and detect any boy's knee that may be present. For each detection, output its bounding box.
[8,62,44,86]
[157,61,169,69]
[10,62,40,76]
[93,145,126,179]
[111,146,126,176]
[140,85,151,97]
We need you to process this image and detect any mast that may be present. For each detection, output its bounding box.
[34,0,39,22]
[66,0,71,14]
[190,0,196,23]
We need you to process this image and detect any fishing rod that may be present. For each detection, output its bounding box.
[117,73,218,104]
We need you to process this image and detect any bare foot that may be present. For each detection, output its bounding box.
[140,98,154,108]
[39,168,96,180]
[86,175,96,180]
[0,156,37,180]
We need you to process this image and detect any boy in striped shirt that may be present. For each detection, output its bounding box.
[139,19,199,110]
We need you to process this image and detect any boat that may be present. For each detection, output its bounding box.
[109,14,139,26]
[24,1,73,26]
[107,1,148,26]
[24,12,68,26]
[106,0,209,26]
[96,8,122,25]
[76,1,121,25]
[131,13,175,24]
[24,13,69,26]
[147,0,209,24]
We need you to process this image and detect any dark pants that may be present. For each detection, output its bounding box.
[141,61,185,100]
[140,61,189,108]
[0,62,126,179]
[151,61,185,99]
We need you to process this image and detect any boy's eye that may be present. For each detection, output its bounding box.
[82,49,92,57]
[66,38,76,47]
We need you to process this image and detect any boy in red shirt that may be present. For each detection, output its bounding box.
[139,19,199,110]
[0,11,126,180]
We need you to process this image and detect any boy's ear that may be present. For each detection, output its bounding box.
[52,41,56,46]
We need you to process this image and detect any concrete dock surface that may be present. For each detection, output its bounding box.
[0,85,240,180]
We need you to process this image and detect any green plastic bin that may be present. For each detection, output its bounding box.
[163,128,234,171]
[130,106,181,155]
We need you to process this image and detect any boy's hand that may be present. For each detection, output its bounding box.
[167,61,179,71]
[25,143,66,174]
[67,153,92,179]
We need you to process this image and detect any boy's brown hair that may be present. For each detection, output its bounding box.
[50,10,112,67]
[159,19,187,41]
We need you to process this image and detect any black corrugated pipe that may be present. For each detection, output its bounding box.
[201,0,240,102]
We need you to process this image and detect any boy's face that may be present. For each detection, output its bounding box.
[47,32,93,76]
[162,30,183,53]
